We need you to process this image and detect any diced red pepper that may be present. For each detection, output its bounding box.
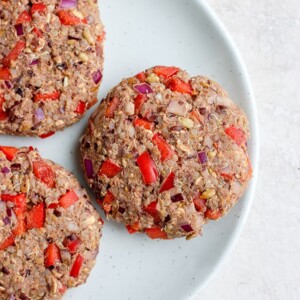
[102,190,114,213]
[224,125,246,146]
[153,66,179,79]
[159,172,175,193]
[2,40,26,67]
[34,91,60,102]
[48,203,58,209]
[39,132,55,139]
[12,214,27,236]
[16,11,32,24]
[57,10,87,26]
[134,94,147,114]
[166,77,193,95]
[145,227,168,239]
[63,235,81,254]
[97,31,106,42]
[105,97,120,118]
[0,146,18,161]
[133,118,154,131]
[143,201,160,222]
[151,133,174,162]
[33,27,43,38]
[190,110,202,123]
[220,172,234,181]
[126,221,140,234]
[59,190,79,209]
[33,160,56,188]
[205,208,222,220]
[70,254,84,278]
[0,95,8,121]
[1,193,27,213]
[0,67,12,81]
[136,151,158,185]
[98,159,122,178]
[26,202,45,230]
[44,243,61,268]
[135,72,146,82]
[59,284,67,295]
[31,3,47,15]
[0,235,15,251]
[193,194,207,213]
[74,101,86,115]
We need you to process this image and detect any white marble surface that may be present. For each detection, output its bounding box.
[198,1,300,299]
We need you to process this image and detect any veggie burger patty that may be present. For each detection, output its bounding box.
[0,146,103,299]
[80,66,252,240]
[0,0,104,137]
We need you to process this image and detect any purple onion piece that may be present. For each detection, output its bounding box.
[84,158,94,179]
[10,163,21,170]
[134,83,153,94]
[92,69,103,85]
[30,59,39,66]
[198,151,208,164]
[14,24,24,36]
[3,216,11,225]
[2,167,10,174]
[118,207,126,214]
[181,224,193,233]
[171,193,184,202]
[59,0,77,9]
[6,208,12,217]
[4,81,13,89]
[34,108,45,122]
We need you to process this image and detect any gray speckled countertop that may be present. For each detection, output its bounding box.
[199,1,300,299]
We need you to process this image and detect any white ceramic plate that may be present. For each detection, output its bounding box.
[0,0,259,299]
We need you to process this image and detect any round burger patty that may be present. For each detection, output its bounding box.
[80,66,252,240]
[0,0,104,137]
[0,146,103,299]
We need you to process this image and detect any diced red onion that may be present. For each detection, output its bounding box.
[134,83,153,94]
[15,24,24,36]
[181,224,193,233]
[59,0,77,9]
[3,216,11,225]
[84,158,94,179]
[166,100,188,116]
[6,208,12,217]
[92,70,102,85]
[30,59,39,66]
[34,108,45,122]
[198,151,208,164]
[1,167,10,174]
[171,193,184,202]
[4,81,13,89]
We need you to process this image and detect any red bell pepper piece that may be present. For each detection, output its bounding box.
[190,110,202,123]
[97,31,106,42]
[26,202,45,230]
[220,172,234,181]
[0,67,12,81]
[63,235,81,254]
[12,214,27,236]
[59,284,67,295]
[133,118,154,130]
[151,133,174,162]
[166,77,193,95]
[126,221,140,234]
[98,159,122,178]
[45,243,61,268]
[143,201,160,222]
[224,125,246,146]
[105,97,120,118]
[0,146,18,161]
[153,66,179,79]
[193,194,207,213]
[135,72,146,82]
[205,208,222,220]
[102,190,114,213]
[70,254,84,277]
[2,40,26,67]
[59,190,79,209]
[48,203,58,209]
[0,235,15,250]
[33,27,43,37]
[145,227,168,239]
[0,95,8,121]
[34,90,60,102]
[33,160,56,188]
[159,172,175,193]
[74,101,86,115]
[57,10,87,26]
[1,193,27,213]
[134,94,147,114]
[31,3,47,15]
[39,132,55,139]
[16,11,32,24]
[136,151,158,185]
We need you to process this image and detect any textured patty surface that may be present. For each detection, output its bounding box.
[80,66,252,240]
[0,0,104,137]
[0,146,103,299]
